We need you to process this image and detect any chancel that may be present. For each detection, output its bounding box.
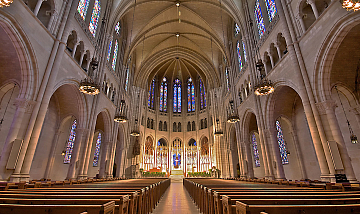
[0,0,359,213]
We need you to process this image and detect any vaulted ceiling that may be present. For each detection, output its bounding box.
[111,0,240,90]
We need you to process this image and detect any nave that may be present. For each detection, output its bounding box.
[1,177,360,213]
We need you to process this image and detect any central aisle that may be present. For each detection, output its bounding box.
[152,181,201,214]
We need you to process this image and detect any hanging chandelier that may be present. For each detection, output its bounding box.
[335,86,358,144]
[130,119,140,136]
[114,100,128,123]
[253,60,274,96]
[342,0,360,11]
[227,100,240,123]
[214,119,224,136]
[0,0,13,7]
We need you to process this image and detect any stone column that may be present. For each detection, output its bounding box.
[322,100,357,182]
[296,14,306,33]
[1,99,35,181]
[33,0,46,16]
[265,128,285,180]
[66,128,87,179]
[47,9,56,29]
[43,130,63,179]
[71,43,78,58]
[263,57,269,74]
[274,42,283,59]
[267,50,275,68]
[290,130,308,179]
[99,141,110,178]
[244,141,254,178]
[78,128,95,178]
[306,0,319,19]
[79,50,85,66]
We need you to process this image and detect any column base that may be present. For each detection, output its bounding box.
[321,174,336,183]
[77,175,88,180]
[9,173,22,182]
[265,175,275,180]
[106,174,113,178]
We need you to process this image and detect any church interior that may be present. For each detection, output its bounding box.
[0,0,360,212]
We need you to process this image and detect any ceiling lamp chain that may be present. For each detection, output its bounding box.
[214,119,224,136]
[114,100,128,123]
[342,0,360,11]
[335,85,358,144]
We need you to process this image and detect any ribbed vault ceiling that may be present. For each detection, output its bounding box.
[113,0,236,89]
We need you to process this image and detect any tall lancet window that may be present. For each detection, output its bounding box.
[251,133,261,167]
[187,78,195,112]
[111,40,118,70]
[237,41,243,71]
[199,79,206,109]
[125,66,129,91]
[242,40,247,62]
[77,0,89,20]
[276,120,289,165]
[225,67,230,91]
[88,0,101,37]
[106,39,112,61]
[265,0,277,22]
[115,21,121,35]
[254,0,266,38]
[93,132,102,166]
[148,79,155,109]
[64,119,77,163]
[160,77,168,112]
[234,23,240,37]
[173,78,182,113]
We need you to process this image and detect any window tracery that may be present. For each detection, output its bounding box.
[64,119,77,164]
[187,78,195,112]
[276,120,289,165]
[93,132,101,167]
[160,77,168,112]
[88,0,100,37]
[173,79,181,113]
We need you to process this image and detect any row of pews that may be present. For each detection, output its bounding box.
[184,178,360,214]
[0,178,170,214]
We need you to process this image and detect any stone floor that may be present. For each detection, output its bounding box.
[152,181,201,214]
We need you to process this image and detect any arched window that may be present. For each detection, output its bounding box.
[275,120,289,165]
[254,0,266,38]
[93,132,101,166]
[265,0,277,22]
[178,122,181,132]
[125,66,129,91]
[242,40,247,62]
[173,78,181,113]
[163,121,167,131]
[187,121,191,131]
[77,0,89,20]
[251,133,260,167]
[234,23,240,37]
[64,119,77,163]
[88,0,101,37]
[159,121,163,131]
[199,78,206,109]
[192,121,196,131]
[106,39,112,61]
[159,77,168,112]
[187,78,195,112]
[115,21,121,35]
[111,40,118,70]
[237,41,243,71]
[225,67,230,91]
[148,78,155,109]
[173,122,177,132]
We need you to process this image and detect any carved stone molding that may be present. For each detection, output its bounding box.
[14,98,36,113]
[316,100,337,115]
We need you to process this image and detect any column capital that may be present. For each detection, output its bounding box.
[306,0,315,5]
[14,98,36,113]
[316,100,337,115]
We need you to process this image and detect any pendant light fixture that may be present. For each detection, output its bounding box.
[227,100,240,123]
[114,100,128,123]
[0,0,12,7]
[335,85,358,144]
[130,119,140,136]
[214,119,224,136]
[342,0,360,11]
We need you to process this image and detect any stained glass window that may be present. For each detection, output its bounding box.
[173,79,181,113]
[107,39,112,61]
[237,41,243,71]
[276,120,289,165]
[200,79,206,109]
[115,21,121,35]
[125,66,129,91]
[234,23,240,37]
[225,67,230,91]
[242,40,247,62]
[88,0,101,37]
[254,0,266,38]
[93,133,101,167]
[251,133,261,167]
[160,77,168,112]
[64,120,77,164]
[187,78,195,112]
[77,0,89,20]
[265,0,277,22]
[111,40,118,70]
[148,79,155,109]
